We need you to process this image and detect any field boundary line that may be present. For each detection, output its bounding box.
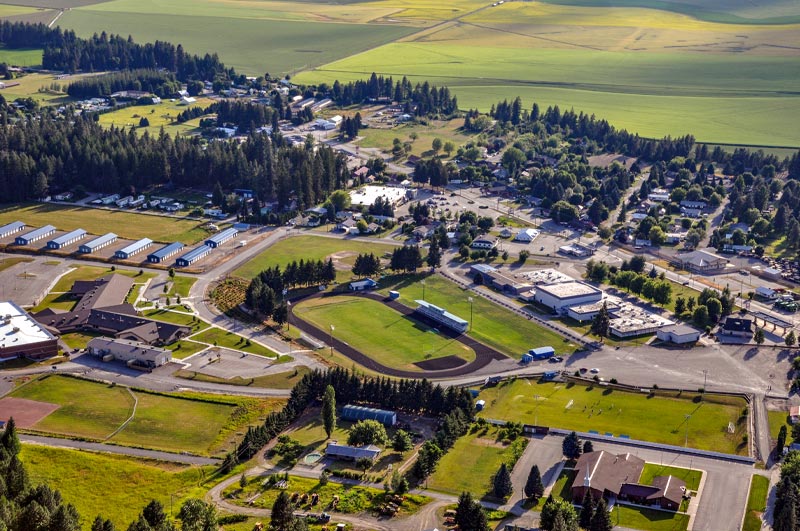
[105,387,138,441]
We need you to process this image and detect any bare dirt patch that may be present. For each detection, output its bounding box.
[0,396,59,428]
[414,354,466,371]
[327,251,359,271]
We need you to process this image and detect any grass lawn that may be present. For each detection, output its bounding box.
[286,417,354,454]
[96,97,213,136]
[12,374,134,439]
[476,379,748,454]
[11,374,282,455]
[639,464,702,492]
[768,410,792,440]
[189,327,278,357]
[143,309,208,333]
[232,234,397,280]
[427,425,525,498]
[742,474,770,531]
[60,331,102,350]
[225,473,430,515]
[550,468,577,501]
[51,265,156,292]
[0,203,209,244]
[175,365,312,389]
[613,504,689,531]
[169,275,197,297]
[32,292,78,313]
[165,339,208,360]
[356,119,475,159]
[22,445,214,531]
[294,296,476,370]
[380,274,578,357]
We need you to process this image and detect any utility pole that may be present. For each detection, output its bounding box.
[468,296,474,332]
[684,414,691,447]
[702,369,708,393]
[329,324,335,357]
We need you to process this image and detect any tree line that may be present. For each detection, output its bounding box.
[326,73,458,117]
[232,367,474,465]
[65,69,180,99]
[245,259,336,319]
[0,112,349,207]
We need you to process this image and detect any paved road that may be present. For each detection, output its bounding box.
[21,434,219,465]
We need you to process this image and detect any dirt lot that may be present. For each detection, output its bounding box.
[0,396,59,428]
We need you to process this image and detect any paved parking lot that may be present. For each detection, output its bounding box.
[0,253,72,307]
[181,348,286,379]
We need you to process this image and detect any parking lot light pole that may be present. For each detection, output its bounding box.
[329,325,335,357]
[703,369,708,393]
[468,297,474,331]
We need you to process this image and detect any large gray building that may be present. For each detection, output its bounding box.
[87,337,172,368]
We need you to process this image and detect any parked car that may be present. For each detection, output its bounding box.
[590,368,600,373]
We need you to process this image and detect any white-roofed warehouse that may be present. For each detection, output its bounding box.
[115,238,153,259]
[79,233,118,253]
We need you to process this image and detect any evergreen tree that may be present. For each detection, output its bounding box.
[427,238,442,269]
[590,302,610,338]
[524,464,544,500]
[455,492,489,531]
[590,499,613,531]
[493,463,513,499]
[392,430,413,452]
[755,328,765,345]
[786,330,797,348]
[777,425,787,457]
[322,385,336,439]
[92,516,116,531]
[583,440,594,454]
[579,490,595,529]
[562,431,582,459]
[270,491,296,531]
[0,417,20,457]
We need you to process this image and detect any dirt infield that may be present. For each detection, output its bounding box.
[414,355,466,371]
[0,397,59,428]
[289,290,508,378]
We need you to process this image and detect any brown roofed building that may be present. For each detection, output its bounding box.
[571,451,686,511]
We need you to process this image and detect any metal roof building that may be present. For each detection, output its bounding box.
[147,242,185,263]
[414,300,469,334]
[0,221,25,239]
[115,238,153,259]
[47,228,86,249]
[341,404,397,426]
[79,232,118,253]
[176,245,211,267]
[325,442,381,461]
[15,225,56,245]
[205,227,238,248]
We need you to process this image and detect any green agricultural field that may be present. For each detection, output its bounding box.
[639,463,702,491]
[427,425,525,497]
[22,445,214,531]
[0,46,43,66]
[190,327,279,358]
[96,97,213,136]
[743,474,770,531]
[58,4,418,75]
[476,379,749,454]
[380,275,577,357]
[0,203,210,244]
[10,375,275,455]
[294,295,476,370]
[226,473,430,515]
[232,234,397,280]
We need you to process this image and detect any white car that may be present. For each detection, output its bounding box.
[590,368,600,374]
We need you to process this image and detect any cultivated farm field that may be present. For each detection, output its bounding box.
[476,379,749,454]
[294,295,477,370]
[0,203,210,243]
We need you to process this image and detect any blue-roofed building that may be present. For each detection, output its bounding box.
[341,404,397,426]
[147,242,185,263]
[176,245,211,267]
[528,346,555,359]
[47,228,86,249]
[325,442,381,462]
[414,300,469,334]
[205,227,238,248]
[115,238,153,259]
[15,225,56,245]
[0,221,25,239]
[79,232,118,253]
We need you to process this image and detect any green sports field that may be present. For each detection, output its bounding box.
[380,275,578,358]
[0,203,209,244]
[22,445,214,531]
[232,234,397,280]
[294,295,476,370]
[10,375,252,455]
[476,379,749,454]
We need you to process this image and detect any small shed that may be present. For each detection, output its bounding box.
[521,352,534,363]
[475,400,486,411]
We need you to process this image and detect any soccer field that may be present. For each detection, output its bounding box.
[476,379,749,454]
[294,295,476,370]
